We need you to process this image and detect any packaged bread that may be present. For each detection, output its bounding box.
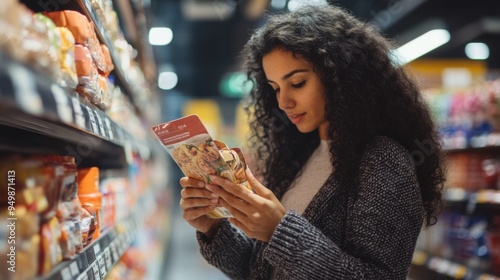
[43,10,92,45]
[74,44,99,104]
[100,44,114,76]
[56,27,78,90]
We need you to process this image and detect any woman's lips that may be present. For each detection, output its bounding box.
[288,113,305,124]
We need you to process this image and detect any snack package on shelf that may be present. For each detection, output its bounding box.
[152,114,253,219]
[88,21,107,73]
[43,10,106,79]
[43,10,93,46]
[78,167,103,241]
[99,44,115,76]
[32,13,63,82]
[74,44,100,105]
[56,27,78,90]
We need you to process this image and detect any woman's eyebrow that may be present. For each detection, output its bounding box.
[267,69,309,83]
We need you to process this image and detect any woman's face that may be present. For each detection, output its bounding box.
[262,49,328,140]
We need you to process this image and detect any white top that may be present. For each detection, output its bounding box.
[281,140,332,214]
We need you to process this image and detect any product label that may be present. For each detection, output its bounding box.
[152,114,252,218]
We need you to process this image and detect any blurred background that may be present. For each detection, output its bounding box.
[0,0,500,279]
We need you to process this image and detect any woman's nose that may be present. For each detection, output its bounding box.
[277,92,294,110]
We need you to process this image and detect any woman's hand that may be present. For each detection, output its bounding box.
[207,169,286,242]
[179,177,222,238]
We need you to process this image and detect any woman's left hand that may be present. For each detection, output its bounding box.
[207,169,286,243]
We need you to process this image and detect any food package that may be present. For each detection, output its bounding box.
[100,43,114,76]
[97,74,109,110]
[56,27,78,90]
[43,10,92,45]
[152,114,252,219]
[33,13,62,80]
[88,21,107,73]
[74,44,100,105]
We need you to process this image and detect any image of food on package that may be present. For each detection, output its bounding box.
[170,138,232,183]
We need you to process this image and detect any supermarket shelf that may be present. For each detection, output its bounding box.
[38,211,143,280]
[445,188,500,215]
[76,0,143,115]
[19,0,142,116]
[0,51,150,165]
[410,250,500,280]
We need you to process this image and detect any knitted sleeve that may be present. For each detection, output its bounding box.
[196,219,256,279]
[264,137,424,279]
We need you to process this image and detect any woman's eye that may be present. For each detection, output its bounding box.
[292,81,306,88]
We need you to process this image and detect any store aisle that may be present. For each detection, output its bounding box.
[162,206,230,280]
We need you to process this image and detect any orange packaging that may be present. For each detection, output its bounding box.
[77,167,102,240]
[77,167,100,195]
[74,44,94,77]
[99,44,114,76]
[43,11,92,45]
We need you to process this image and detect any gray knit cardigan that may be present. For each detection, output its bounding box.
[196,136,424,279]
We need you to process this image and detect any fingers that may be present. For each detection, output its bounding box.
[183,206,216,221]
[208,175,254,203]
[245,169,272,197]
[181,187,218,199]
[206,183,250,212]
[179,176,205,188]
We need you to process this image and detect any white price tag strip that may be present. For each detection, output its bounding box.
[9,64,43,115]
[72,97,86,129]
[70,261,80,276]
[94,243,101,255]
[94,109,107,137]
[92,262,100,280]
[105,248,112,270]
[85,106,99,134]
[97,255,106,276]
[83,0,93,14]
[104,118,114,140]
[51,84,73,123]
[61,267,72,280]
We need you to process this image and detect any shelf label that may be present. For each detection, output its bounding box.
[104,248,112,270]
[70,261,80,276]
[94,242,101,255]
[104,118,114,140]
[9,64,43,115]
[76,273,88,280]
[83,0,92,15]
[97,255,106,277]
[92,262,101,280]
[85,106,99,135]
[93,109,107,138]
[72,97,86,129]
[61,267,72,280]
[51,84,73,123]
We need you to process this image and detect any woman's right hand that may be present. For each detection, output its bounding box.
[179,177,222,238]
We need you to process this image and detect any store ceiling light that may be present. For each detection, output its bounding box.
[158,72,178,90]
[465,42,489,60]
[149,27,173,46]
[391,29,450,66]
[287,0,328,12]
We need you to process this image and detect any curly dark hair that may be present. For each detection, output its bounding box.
[240,5,446,227]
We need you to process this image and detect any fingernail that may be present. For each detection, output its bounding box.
[205,184,214,191]
[211,193,219,198]
[211,198,219,204]
[198,181,205,187]
[209,175,216,182]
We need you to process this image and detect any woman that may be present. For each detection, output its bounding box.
[179,5,446,279]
